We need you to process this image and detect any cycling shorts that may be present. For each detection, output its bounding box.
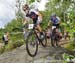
[52,24,60,28]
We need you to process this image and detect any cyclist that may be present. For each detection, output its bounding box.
[48,13,61,29]
[22,4,30,40]
[22,4,43,37]
[48,13,61,46]
[2,31,9,45]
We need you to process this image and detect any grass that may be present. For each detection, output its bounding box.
[0,33,25,54]
[64,41,75,51]
[0,40,24,54]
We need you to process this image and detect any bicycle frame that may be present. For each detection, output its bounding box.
[27,24,47,47]
[33,27,41,42]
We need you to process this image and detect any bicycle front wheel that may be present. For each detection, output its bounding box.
[40,31,47,47]
[26,31,38,57]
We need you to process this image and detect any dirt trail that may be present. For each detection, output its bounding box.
[0,40,71,63]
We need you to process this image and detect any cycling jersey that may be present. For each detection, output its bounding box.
[25,9,42,25]
[50,16,60,25]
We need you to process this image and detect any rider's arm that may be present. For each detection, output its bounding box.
[23,20,27,25]
[58,20,60,24]
[57,16,61,24]
[38,12,43,21]
[22,18,28,25]
[48,16,53,26]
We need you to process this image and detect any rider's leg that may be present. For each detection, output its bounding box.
[36,24,44,36]
[36,17,43,35]
[37,24,42,32]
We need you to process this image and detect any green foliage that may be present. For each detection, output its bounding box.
[0,32,24,54]
[65,11,75,33]
[0,46,5,54]
[4,40,24,52]
[4,42,14,51]
[64,41,75,51]
[40,11,50,29]
[5,18,22,32]
[29,0,35,3]
[0,0,75,54]
[0,38,24,54]
[62,53,75,63]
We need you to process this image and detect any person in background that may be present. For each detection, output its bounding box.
[2,31,9,45]
[64,31,70,40]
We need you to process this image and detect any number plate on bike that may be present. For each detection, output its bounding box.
[28,24,34,29]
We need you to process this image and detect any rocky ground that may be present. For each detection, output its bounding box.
[0,39,72,63]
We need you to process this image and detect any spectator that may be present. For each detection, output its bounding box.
[64,31,70,40]
[2,32,9,45]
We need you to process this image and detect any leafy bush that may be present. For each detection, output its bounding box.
[0,40,24,54]
[64,42,75,51]
[0,46,5,54]
[4,42,14,52]
[12,40,24,48]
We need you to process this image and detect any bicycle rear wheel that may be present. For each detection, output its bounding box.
[51,33,59,47]
[26,31,38,57]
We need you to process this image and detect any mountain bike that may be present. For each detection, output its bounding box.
[26,24,47,57]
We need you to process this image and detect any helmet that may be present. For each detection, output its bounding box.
[51,13,56,17]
